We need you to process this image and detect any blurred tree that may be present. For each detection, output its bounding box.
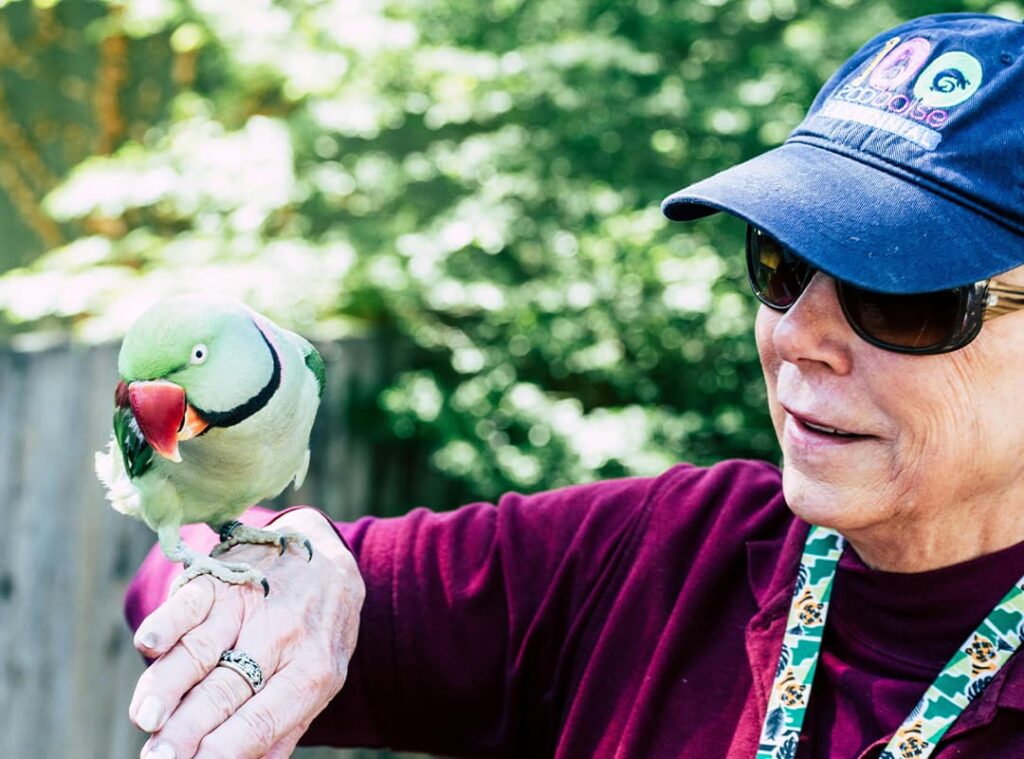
[0,0,1020,506]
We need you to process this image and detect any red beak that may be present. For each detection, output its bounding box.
[128,380,186,462]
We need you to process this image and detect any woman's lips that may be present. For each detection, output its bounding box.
[782,407,876,451]
[782,417,872,458]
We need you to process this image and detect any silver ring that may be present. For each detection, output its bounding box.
[217,649,264,694]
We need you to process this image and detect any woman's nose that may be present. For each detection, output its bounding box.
[770,272,854,374]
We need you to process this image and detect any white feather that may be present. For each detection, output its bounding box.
[293,448,310,490]
[94,438,143,517]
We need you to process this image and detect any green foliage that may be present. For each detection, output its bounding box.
[1,0,1020,503]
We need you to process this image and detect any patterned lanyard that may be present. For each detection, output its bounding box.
[757,525,1024,759]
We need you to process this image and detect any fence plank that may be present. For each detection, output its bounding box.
[0,349,25,759]
[0,340,436,759]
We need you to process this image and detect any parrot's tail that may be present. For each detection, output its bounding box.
[94,439,142,517]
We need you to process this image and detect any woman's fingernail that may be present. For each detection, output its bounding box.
[136,630,159,650]
[136,695,167,732]
[144,743,176,759]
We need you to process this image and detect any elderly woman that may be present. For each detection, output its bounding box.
[125,12,1024,759]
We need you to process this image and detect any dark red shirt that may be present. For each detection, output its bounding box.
[125,461,1024,757]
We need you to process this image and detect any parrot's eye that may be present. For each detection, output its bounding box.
[190,344,209,365]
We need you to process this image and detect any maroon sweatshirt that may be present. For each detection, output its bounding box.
[125,460,1024,757]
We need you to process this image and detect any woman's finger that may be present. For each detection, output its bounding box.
[134,576,217,657]
[129,598,241,733]
[193,668,323,759]
[143,639,275,759]
[144,667,256,759]
[143,616,279,759]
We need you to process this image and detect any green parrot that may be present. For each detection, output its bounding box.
[95,295,325,595]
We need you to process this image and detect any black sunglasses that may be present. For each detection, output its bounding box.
[745,225,1024,355]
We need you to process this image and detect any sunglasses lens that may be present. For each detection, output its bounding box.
[745,224,970,353]
[746,227,812,309]
[841,286,963,351]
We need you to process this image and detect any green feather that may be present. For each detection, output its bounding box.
[280,328,325,398]
[113,405,154,479]
[303,343,326,398]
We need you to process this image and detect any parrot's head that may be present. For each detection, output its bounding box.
[117,294,277,463]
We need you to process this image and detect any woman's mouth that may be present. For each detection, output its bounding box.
[783,407,876,451]
[799,419,860,437]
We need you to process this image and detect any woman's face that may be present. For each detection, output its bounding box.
[756,266,1024,564]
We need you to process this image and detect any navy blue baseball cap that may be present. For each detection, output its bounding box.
[661,13,1024,294]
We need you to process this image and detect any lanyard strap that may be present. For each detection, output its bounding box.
[756,526,1024,759]
[756,526,844,759]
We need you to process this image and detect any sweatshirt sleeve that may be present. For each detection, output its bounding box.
[125,475,659,756]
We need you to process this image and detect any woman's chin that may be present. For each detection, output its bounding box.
[780,464,889,533]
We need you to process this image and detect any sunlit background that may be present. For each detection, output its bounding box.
[4,0,1021,498]
[0,0,1020,756]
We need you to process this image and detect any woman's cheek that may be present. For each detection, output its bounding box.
[754,306,779,367]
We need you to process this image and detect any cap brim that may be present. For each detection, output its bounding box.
[661,142,1024,293]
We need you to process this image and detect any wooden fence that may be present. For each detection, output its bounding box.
[0,339,446,759]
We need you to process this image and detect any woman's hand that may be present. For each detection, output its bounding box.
[128,509,365,759]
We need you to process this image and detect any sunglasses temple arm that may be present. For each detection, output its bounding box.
[982,284,1024,321]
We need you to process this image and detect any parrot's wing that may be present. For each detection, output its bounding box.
[293,448,310,490]
[280,329,322,491]
[283,330,325,399]
[113,400,154,479]
[305,346,325,399]
[94,438,143,517]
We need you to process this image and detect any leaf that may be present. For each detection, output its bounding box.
[775,733,798,759]
[907,697,926,722]
[764,707,785,742]
[793,563,809,596]
[966,675,994,702]
[775,644,791,678]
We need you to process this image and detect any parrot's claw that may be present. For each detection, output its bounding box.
[170,554,271,596]
[211,522,314,562]
[277,535,313,560]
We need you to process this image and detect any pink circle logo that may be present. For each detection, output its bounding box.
[869,37,932,90]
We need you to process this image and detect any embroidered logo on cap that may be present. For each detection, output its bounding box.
[913,51,984,107]
[816,38,987,151]
[869,37,932,89]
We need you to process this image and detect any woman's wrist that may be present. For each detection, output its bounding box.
[269,507,353,567]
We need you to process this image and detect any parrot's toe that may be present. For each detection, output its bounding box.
[170,554,271,596]
[211,522,315,563]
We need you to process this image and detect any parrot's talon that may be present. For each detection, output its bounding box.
[169,552,269,596]
[210,522,313,562]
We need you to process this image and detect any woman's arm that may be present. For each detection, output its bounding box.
[125,474,660,758]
